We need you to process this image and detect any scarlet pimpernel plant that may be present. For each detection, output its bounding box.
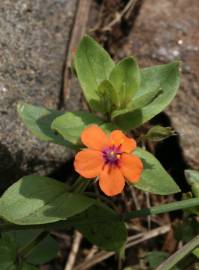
[0,36,199,269]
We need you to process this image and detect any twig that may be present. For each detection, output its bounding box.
[130,185,141,210]
[89,1,105,32]
[64,231,82,270]
[102,0,139,31]
[63,0,92,103]
[145,191,151,229]
[85,245,98,261]
[74,225,171,270]
[51,231,70,242]
[124,0,138,19]
[126,225,170,249]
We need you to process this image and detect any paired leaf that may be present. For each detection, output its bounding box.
[69,202,127,252]
[74,35,115,110]
[109,57,140,108]
[114,62,180,130]
[51,111,103,145]
[17,103,71,147]
[134,148,181,195]
[0,176,94,225]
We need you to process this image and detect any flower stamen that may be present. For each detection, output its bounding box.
[102,145,122,166]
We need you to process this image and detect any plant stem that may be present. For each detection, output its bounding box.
[71,177,90,193]
[123,197,199,221]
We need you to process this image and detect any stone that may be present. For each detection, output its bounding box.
[0,0,78,190]
[122,0,199,169]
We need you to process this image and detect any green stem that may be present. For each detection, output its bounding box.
[156,234,199,270]
[71,177,90,193]
[123,197,199,221]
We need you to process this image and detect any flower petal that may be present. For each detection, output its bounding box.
[109,130,136,153]
[81,125,109,150]
[120,153,143,183]
[99,165,125,196]
[74,149,104,178]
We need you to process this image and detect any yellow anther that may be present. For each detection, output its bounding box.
[116,154,121,159]
[110,151,115,156]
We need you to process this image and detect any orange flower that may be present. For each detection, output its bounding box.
[74,125,143,196]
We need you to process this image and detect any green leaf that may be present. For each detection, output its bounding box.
[111,86,162,119]
[51,111,103,145]
[144,125,175,142]
[147,251,180,270]
[100,122,119,134]
[185,169,199,197]
[26,235,58,265]
[134,148,181,195]
[109,57,140,108]
[174,219,199,243]
[74,35,115,110]
[5,229,42,249]
[69,203,127,252]
[0,234,17,270]
[96,80,118,113]
[5,230,58,265]
[147,251,168,269]
[114,62,180,130]
[0,176,94,225]
[193,247,199,258]
[20,263,39,270]
[17,103,71,147]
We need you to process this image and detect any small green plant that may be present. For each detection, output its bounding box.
[0,36,198,269]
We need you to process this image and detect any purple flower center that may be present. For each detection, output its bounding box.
[102,145,122,165]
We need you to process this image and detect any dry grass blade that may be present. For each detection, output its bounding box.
[63,0,92,103]
[64,231,82,270]
[156,234,199,270]
[102,0,139,31]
